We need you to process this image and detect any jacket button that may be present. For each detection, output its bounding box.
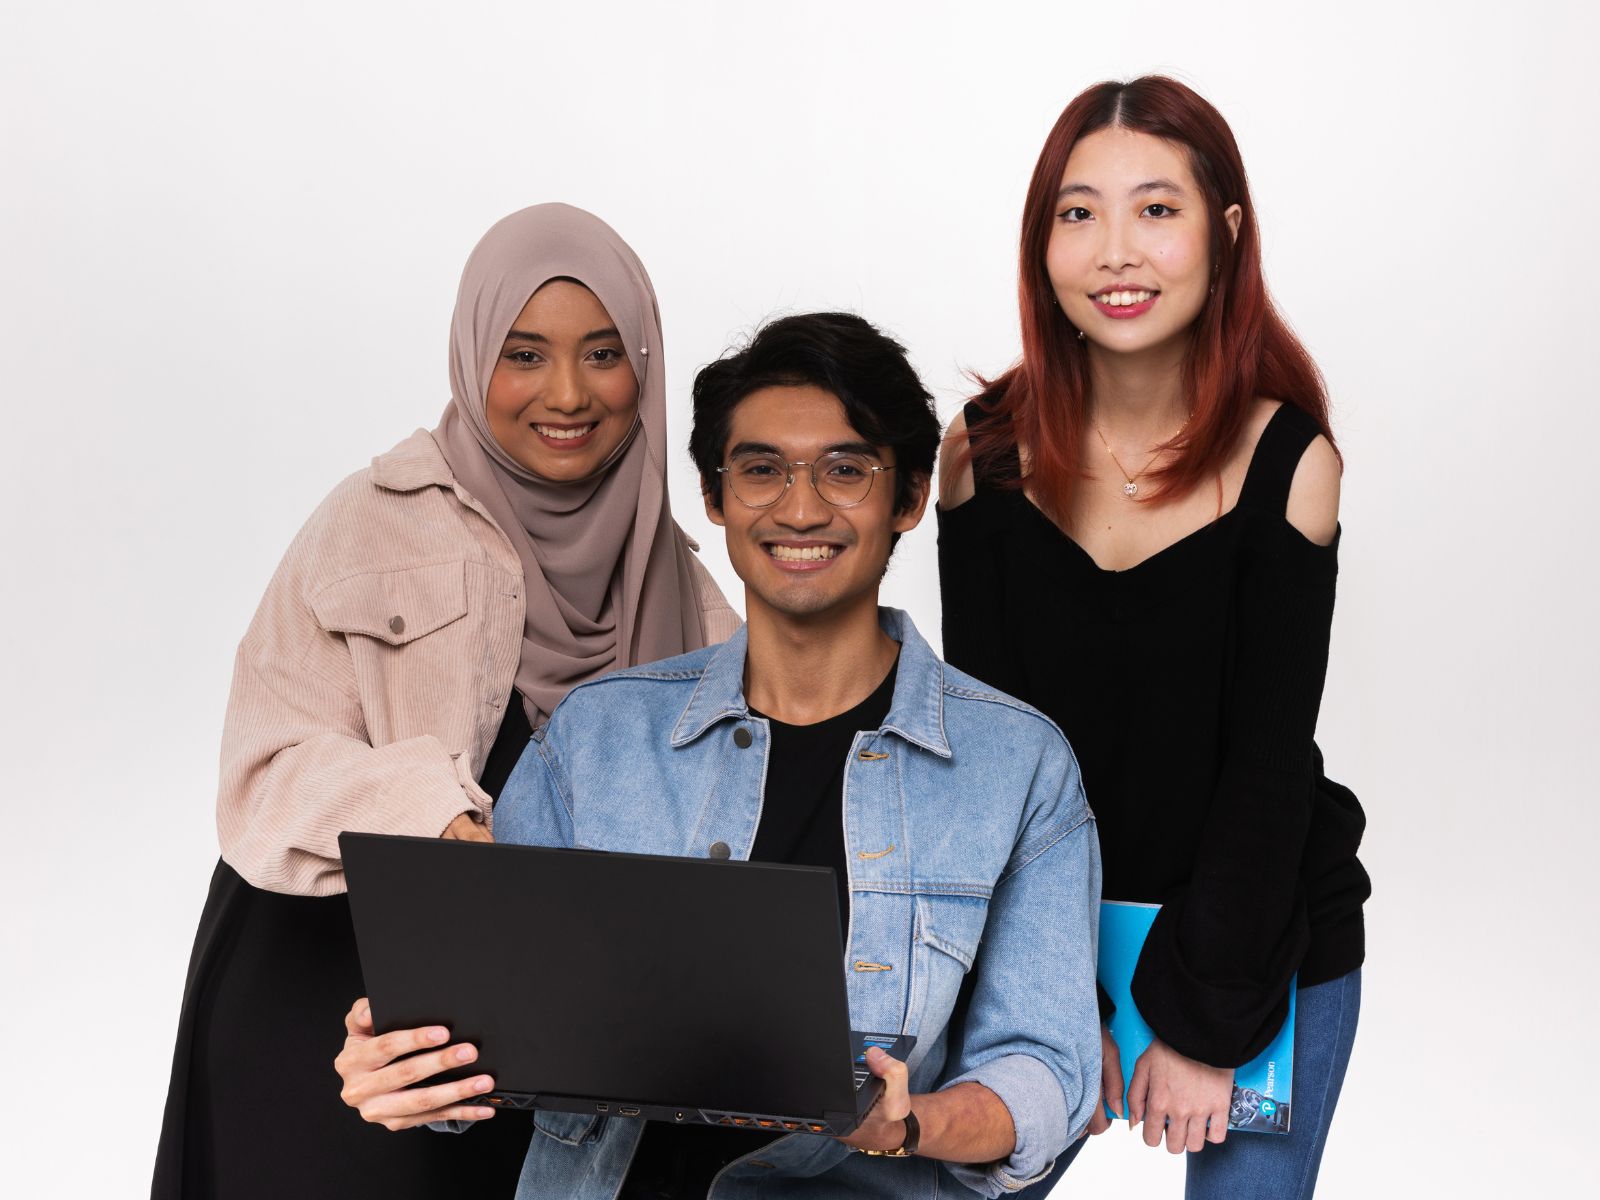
[709,841,731,859]
[732,727,752,748]
[388,615,406,635]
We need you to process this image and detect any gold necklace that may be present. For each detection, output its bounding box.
[1093,417,1189,498]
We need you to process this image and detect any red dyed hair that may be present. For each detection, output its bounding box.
[964,76,1333,518]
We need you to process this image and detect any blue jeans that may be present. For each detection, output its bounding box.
[1017,969,1361,1199]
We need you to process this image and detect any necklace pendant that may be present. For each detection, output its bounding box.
[1123,481,1138,497]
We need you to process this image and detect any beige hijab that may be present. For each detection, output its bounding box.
[434,203,705,727]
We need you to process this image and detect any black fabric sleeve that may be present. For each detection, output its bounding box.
[1096,981,1116,1023]
[1129,522,1339,1067]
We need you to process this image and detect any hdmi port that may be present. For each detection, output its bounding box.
[619,1106,642,1117]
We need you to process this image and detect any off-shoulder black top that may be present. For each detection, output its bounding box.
[936,400,1370,1068]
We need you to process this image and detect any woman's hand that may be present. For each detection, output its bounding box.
[1126,1038,1231,1154]
[334,998,498,1130]
[836,1047,913,1152]
[1086,1023,1125,1134]
[442,812,492,842]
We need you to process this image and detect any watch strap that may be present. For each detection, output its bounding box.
[857,1108,920,1157]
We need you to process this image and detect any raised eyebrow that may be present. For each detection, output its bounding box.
[1056,180,1188,203]
[728,441,784,458]
[823,441,879,458]
[502,327,622,346]
[726,441,880,460]
[1131,178,1187,197]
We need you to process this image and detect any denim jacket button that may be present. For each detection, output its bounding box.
[709,841,731,859]
[732,727,753,749]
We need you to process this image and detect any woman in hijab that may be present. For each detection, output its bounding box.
[151,204,739,1199]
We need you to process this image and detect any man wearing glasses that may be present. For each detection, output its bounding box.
[334,313,1103,1199]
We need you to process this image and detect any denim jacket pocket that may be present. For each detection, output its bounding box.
[311,561,468,645]
[911,891,991,1035]
[532,1108,607,1146]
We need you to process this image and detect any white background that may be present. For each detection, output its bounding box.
[2,1,1594,1195]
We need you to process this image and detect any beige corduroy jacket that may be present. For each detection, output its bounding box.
[217,430,740,897]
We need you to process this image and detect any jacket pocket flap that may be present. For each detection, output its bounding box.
[916,893,989,970]
[311,562,468,645]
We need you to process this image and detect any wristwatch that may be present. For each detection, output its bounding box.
[856,1109,920,1157]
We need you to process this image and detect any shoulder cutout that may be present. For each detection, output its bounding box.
[937,409,976,510]
[1285,434,1341,545]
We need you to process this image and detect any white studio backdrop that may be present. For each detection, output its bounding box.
[2,1,1594,1194]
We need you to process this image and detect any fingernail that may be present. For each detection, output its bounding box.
[474,1076,493,1092]
[427,1027,449,1043]
[473,1107,496,1119]
[455,1045,476,1063]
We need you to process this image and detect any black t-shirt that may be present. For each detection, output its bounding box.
[618,655,900,1199]
[747,657,899,922]
[479,695,534,801]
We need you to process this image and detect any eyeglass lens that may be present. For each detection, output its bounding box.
[725,452,879,507]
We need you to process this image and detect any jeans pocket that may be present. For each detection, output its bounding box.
[532,1108,607,1146]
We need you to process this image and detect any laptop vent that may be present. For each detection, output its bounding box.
[698,1110,832,1135]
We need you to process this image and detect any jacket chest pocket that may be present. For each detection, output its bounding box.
[909,891,991,1037]
[312,561,470,644]
[310,561,474,735]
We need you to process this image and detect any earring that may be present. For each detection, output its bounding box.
[1077,329,1086,341]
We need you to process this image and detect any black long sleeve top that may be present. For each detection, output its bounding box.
[936,400,1369,1068]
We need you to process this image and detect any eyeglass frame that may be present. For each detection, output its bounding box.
[714,450,897,510]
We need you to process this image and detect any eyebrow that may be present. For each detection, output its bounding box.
[728,439,881,459]
[1056,178,1188,202]
[502,327,622,345]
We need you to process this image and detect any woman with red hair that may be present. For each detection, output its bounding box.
[938,77,1369,1197]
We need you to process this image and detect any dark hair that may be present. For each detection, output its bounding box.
[961,75,1334,520]
[690,312,940,515]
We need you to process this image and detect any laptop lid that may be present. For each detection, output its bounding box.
[339,833,865,1121]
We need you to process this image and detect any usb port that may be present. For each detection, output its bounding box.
[619,1106,641,1117]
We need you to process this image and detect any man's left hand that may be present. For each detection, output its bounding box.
[836,1047,914,1153]
[1126,1038,1232,1154]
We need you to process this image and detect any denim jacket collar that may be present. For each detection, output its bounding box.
[669,607,951,758]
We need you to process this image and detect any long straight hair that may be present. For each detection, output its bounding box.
[964,76,1333,518]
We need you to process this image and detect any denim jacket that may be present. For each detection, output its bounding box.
[489,609,1102,1199]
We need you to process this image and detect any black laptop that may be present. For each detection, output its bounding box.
[339,832,914,1136]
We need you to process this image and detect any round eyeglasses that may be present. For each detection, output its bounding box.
[716,451,895,509]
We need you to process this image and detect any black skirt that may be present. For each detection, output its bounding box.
[150,858,532,1198]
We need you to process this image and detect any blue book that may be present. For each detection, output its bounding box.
[1099,901,1294,1134]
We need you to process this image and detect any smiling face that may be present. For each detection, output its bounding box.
[484,278,641,480]
[704,384,928,623]
[1046,126,1240,360]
